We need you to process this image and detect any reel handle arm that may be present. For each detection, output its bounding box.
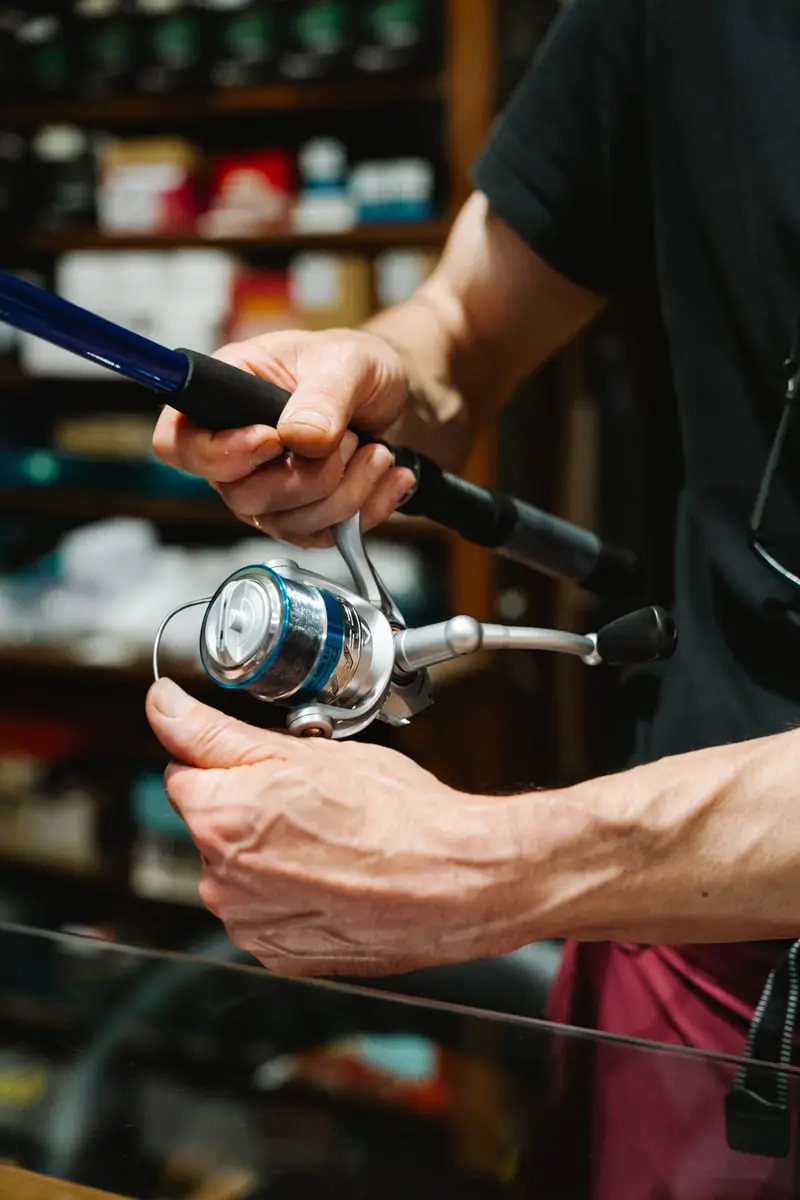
[394,606,678,674]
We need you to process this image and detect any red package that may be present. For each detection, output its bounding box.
[200,150,296,237]
[226,268,299,340]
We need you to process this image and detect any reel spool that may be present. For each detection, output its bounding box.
[153,516,435,740]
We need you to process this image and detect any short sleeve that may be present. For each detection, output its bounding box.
[472,0,649,297]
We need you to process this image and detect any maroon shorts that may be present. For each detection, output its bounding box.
[520,941,796,1199]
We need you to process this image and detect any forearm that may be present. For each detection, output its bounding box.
[503,729,800,945]
[363,291,477,471]
[363,193,607,470]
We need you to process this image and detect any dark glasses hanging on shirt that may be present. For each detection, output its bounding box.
[749,323,800,587]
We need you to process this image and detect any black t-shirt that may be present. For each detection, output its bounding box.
[473,0,800,766]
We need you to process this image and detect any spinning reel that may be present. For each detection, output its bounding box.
[153,512,677,741]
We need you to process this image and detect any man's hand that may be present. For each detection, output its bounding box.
[152,328,417,548]
[146,677,528,977]
[151,196,606,551]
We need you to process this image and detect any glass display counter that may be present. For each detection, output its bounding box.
[0,921,798,1199]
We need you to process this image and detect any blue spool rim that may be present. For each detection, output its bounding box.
[292,589,345,704]
[199,565,291,691]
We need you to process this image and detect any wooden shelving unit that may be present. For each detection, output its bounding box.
[19,221,450,255]
[0,483,447,539]
[20,223,450,255]
[0,0,510,938]
[2,74,442,128]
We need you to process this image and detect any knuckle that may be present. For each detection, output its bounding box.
[291,456,345,504]
[218,475,272,517]
[270,507,342,542]
[227,924,256,955]
[152,425,178,467]
[193,718,232,761]
[198,872,224,914]
[220,468,289,516]
[163,765,190,813]
[283,530,334,549]
[189,815,228,863]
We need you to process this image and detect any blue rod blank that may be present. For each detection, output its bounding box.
[0,270,189,393]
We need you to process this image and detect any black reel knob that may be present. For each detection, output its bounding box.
[595,606,678,666]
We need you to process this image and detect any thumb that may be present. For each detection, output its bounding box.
[277,339,404,459]
[146,678,284,769]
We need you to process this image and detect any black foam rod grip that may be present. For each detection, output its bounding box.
[401,464,645,598]
[176,348,294,431]
[173,349,645,600]
[595,606,678,666]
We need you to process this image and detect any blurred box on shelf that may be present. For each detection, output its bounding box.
[96,136,205,234]
[0,133,29,235]
[197,148,295,237]
[0,7,26,102]
[209,0,284,90]
[137,0,210,95]
[350,158,435,224]
[290,252,372,330]
[15,5,76,101]
[0,440,214,498]
[226,266,296,340]
[0,779,98,873]
[374,247,437,306]
[54,413,157,458]
[131,772,202,905]
[19,248,238,374]
[279,0,356,82]
[76,0,139,98]
[30,124,99,231]
[355,0,440,76]
[0,733,99,873]
[292,137,356,233]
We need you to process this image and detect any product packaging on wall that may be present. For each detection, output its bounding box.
[12,245,437,374]
[8,1,443,102]
[1,125,438,237]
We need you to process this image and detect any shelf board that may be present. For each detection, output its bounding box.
[19,221,449,254]
[0,483,241,528]
[0,1164,134,1200]
[0,846,122,889]
[0,482,448,542]
[0,360,27,386]
[0,850,218,938]
[0,74,442,127]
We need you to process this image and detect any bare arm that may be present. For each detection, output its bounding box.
[504,728,800,946]
[145,677,800,976]
[365,191,608,470]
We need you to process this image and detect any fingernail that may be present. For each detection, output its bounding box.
[372,444,395,473]
[395,468,417,506]
[282,409,332,433]
[340,432,359,465]
[151,678,193,718]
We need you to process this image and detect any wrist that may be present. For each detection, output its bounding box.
[362,309,473,470]
[491,782,638,946]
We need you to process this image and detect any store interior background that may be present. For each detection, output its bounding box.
[0,3,684,1194]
